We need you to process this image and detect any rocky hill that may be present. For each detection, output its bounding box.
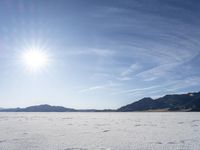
[118,92,200,112]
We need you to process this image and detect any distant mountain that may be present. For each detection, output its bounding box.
[0,104,76,112]
[118,92,200,112]
[1,91,200,112]
[0,104,115,112]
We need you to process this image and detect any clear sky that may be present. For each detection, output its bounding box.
[0,0,200,109]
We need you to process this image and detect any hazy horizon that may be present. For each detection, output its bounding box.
[0,0,200,109]
[0,90,199,110]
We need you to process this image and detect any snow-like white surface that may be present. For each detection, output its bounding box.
[0,112,200,150]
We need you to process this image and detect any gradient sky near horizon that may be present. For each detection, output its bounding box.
[0,0,200,109]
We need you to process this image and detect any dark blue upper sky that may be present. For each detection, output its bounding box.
[0,0,200,109]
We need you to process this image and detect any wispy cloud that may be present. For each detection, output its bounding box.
[117,85,161,95]
[79,81,121,93]
[62,48,115,57]
[120,63,141,77]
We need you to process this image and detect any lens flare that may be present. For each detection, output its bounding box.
[21,48,50,72]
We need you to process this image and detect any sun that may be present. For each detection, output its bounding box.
[21,49,49,72]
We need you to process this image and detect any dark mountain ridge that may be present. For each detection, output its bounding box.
[118,92,200,112]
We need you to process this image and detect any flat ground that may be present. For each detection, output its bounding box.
[0,112,199,150]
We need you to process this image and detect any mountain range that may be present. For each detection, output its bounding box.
[118,91,200,112]
[0,91,200,112]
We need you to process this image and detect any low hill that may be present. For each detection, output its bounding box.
[0,104,114,112]
[0,104,76,112]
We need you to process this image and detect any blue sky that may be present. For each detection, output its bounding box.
[0,0,200,109]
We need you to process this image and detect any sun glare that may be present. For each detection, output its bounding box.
[21,49,49,72]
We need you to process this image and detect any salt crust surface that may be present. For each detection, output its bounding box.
[0,112,199,150]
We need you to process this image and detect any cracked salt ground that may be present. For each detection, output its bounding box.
[0,112,200,150]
